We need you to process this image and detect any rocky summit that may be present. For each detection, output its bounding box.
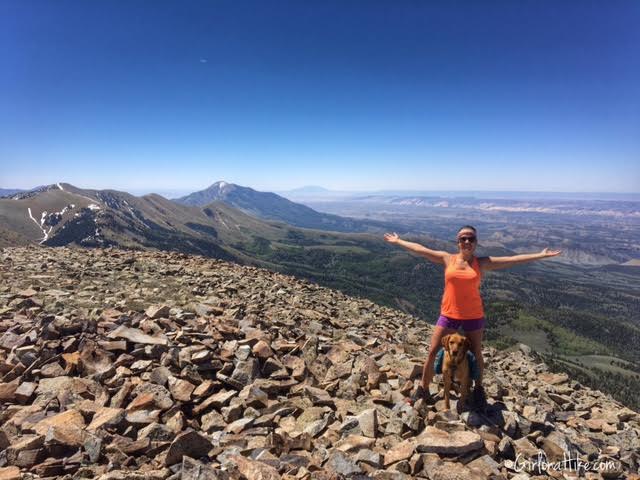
[0,246,638,480]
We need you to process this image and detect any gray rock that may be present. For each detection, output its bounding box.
[230,359,259,386]
[357,408,378,438]
[181,456,226,480]
[324,450,362,476]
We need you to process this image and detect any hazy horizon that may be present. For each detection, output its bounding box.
[2,2,639,193]
[2,181,639,203]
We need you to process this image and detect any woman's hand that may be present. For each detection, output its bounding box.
[384,232,400,244]
[541,247,562,258]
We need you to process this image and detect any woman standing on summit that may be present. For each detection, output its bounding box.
[384,226,561,406]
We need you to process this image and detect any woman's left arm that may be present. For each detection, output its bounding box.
[478,248,562,271]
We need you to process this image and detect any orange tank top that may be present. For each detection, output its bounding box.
[440,254,484,319]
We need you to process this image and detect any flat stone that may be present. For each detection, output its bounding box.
[40,362,66,377]
[125,409,161,424]
[201,410,227,433]
[239,385,269,408]
[127,392,156,410]
[168,377,195,402]
[586,418,606,431]
[467,454,501,477]
[324,450,362,476]
[192,380,215,398]
[193,389,237,414]
[303,416,329,437]
[108,325,168,345]
[538,372,569,385]
[87,407,125,431]
[7,435,44,453]
[97,469,170,480]
[522,405,552,426]
[384,439,416,466]
[130,359,153,371]
[14,382,37,403]
[36,376,89,396]
[414,426,484,455]
[355,449,382,467]
[296,406,329,431]
[164,430,213,466]
[229,454,281,480]
[181,456,222,480]
[252,340,274,359]
[98,340,128,351]
[149,366,172,385]
[83,433,102,463]
[138,422,175,442]
[230,358,260,386]
[513,437,539,459]
[0,466,21,480]
[109,435,151,455]
[225,417,254,434]
[145,304,171,319]
[540,431,575,462]
[131,382,173,410]
[357,408,378,438]
[422,458,485,480]
[17,288,38,297]
[303,385,334,406]
[194,304,224,317]
[33,409,86,446]
[335,434,376,452]
[0,380,19,401]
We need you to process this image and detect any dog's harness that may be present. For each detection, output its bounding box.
[434,348,480,380]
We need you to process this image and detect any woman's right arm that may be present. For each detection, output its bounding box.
[384,232,449,265]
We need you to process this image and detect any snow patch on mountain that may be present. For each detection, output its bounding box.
[27,207,51,243]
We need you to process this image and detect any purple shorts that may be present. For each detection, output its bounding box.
[436,315,485,332]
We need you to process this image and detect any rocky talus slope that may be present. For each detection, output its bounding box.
[0,246,638,480]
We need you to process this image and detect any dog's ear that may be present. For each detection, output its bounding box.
[464,337,472,351]
[441,334,450,351]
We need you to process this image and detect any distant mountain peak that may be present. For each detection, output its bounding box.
[174,182,386,233]
[288,185,330,194]
[203,180,240,194]
[209,180,230,188]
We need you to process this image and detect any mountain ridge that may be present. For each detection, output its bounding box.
[175,181,395,233]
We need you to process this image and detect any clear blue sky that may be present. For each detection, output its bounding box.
[1,1,639,194]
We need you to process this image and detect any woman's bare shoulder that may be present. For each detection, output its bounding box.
[443,252,456,267]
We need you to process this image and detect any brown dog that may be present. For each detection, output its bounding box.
[441,333,472,411]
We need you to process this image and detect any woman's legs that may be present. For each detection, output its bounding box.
[421,325,457,390]
[464,327,484,387]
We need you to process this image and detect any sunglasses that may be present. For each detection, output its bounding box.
[458,236,477,243]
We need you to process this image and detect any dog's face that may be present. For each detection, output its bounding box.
[442,333,471,363]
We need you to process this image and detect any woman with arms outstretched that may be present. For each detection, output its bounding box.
[384,226,561,407]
